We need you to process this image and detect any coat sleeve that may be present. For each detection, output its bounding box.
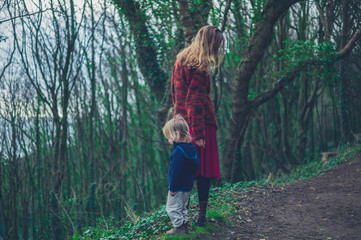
[172,64,188,118]
[169,149,185,192]
[185,70,206,141]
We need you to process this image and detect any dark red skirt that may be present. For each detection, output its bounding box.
[190,125,220,180]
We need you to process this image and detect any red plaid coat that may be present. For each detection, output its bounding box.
[171,60,218,141]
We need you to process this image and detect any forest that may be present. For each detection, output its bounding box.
[0,0,360,239]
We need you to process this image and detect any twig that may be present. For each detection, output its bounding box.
[0,8,52,24]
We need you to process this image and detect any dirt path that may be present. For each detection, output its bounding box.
[213,152,361,240]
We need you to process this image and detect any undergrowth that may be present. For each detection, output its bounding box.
[71,146,360,240]
[270,146,361,184]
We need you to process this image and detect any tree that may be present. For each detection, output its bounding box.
[222,0,361,181]
[8,0,87,238]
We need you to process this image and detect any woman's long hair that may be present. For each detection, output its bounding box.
[176,25,225,72]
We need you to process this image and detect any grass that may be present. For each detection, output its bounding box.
[159,224,216,240]
[270,146,361,184]
[71,146,361,240]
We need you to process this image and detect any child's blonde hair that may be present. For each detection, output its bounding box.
[163,115,192,143]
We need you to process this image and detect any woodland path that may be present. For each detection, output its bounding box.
[205,152,361,240]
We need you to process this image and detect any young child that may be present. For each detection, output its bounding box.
[163,115,199,236]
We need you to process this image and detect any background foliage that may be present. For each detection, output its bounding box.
[0,0,360,239]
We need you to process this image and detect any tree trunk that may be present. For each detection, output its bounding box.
[223,0,303,182]
[178,0,194,46]
[338,0,353,143]
[113,0,168,103]
[10,116,19,240]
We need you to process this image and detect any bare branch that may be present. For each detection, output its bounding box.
[0,41,15,80]
[220,0,231,32]
[251,61,312,109]
[336,25,361,59]
[251,23,361,109]
[0,8,52,24]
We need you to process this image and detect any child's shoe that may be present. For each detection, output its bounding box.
[166,222,188,236]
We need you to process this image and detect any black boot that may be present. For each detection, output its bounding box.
[194,201,207,226]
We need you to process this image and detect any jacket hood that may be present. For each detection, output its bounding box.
[173,141,199,174]
[173,142,197,159]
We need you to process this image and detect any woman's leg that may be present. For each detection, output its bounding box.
[197,176,211,201]
[195,176,211,226]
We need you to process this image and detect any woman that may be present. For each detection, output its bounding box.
[171,25,225,226]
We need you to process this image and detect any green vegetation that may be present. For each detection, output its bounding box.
[72,147,360,240]
[160,225,216,240]
[270,146,361,184]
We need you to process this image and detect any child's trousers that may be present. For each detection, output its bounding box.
[166,191,191,227]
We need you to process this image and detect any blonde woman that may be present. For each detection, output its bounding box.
[163,115,199,236]
[171,25,224,226]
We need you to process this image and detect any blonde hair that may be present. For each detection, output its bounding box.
[163,115,191,143]
[176,25,225,72]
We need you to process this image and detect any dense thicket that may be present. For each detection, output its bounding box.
[0,0,360,239]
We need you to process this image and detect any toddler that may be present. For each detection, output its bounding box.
[163,115,199,236]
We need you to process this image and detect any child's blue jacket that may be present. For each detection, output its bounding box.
[168,141,199,192]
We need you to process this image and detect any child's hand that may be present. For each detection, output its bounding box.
[169,191,176,197]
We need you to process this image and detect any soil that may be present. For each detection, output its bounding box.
[206,152,361,240]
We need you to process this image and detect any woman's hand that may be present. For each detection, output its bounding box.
[169,191,176,197]
[195,139,206,148]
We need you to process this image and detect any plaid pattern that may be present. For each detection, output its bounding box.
[171,61,218,141]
